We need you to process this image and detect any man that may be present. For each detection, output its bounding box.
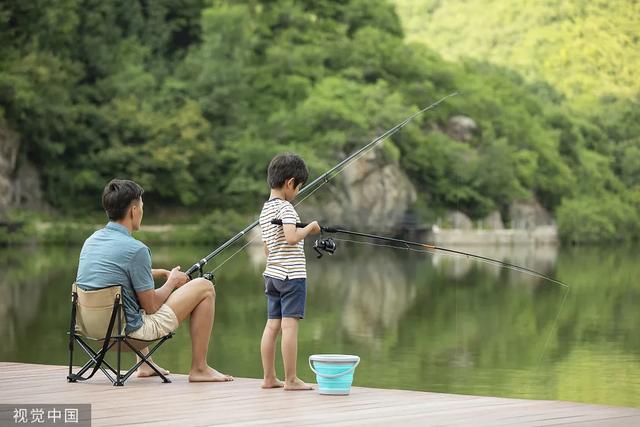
[75,179,232,382]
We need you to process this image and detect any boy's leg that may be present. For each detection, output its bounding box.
[261,319,283,388]
[277,278,311,390]
[281,317,312,390]
[261,277,284,388]
[165,277,233,382]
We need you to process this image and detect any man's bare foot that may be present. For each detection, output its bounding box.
[261,378,284,389]
[284,377,313,391]
[188,366,234,382]
[137,363,170,378]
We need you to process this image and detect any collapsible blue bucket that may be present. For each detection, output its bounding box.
[308,354,360,395]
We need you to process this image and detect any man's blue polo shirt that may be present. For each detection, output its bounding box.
[75,222,155,333]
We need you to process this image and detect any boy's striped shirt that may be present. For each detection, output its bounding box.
[259,198,306,280]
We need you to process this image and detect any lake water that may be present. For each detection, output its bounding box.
[1,240,638,407]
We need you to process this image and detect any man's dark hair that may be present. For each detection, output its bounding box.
[267,153,309,189]
[102,179,144,221]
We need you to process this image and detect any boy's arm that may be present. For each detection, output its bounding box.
[280,202,320,245]
[263,242,269,257]
[283,221,320,245]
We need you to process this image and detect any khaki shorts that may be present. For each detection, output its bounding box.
[128,304,179,341]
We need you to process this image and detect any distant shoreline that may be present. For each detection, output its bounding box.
[418,226,558,246]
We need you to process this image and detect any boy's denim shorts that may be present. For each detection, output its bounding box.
[264,276,307,319]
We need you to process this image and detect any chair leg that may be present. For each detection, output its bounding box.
[67,337,75,383]
[70,338,118,383]
[121,338,171,384]
[75,338,118,373]
[114,338,123,386]
[68,294,77,382]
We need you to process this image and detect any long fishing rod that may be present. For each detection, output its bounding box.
[185,92,458,278]
[271,219,569,289]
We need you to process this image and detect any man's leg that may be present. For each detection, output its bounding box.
[261,319,283,388]
[281,317,312,390]
[165,278,233,382]
[136,347,169,377]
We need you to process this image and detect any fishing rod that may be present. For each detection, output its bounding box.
[270,219,569,289]
[185,92,458,279]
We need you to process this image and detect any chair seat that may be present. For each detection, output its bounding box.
[69,331,174,352]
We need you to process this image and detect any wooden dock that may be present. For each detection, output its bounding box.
[0,362,638,426]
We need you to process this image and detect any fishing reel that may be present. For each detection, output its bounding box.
[189,267,216,286]
[202,271,216,285]
[313,236,337,258]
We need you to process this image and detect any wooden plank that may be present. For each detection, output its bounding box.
[0,363,638,426]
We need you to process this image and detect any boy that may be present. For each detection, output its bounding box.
[259,153,320,390]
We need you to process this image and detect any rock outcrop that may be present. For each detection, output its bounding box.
[426,201,558,245]
[0,126,20,219]
[299,148,416,232]
[445,115,477,142]
[0,125,44,218]
[480,210,505,230]
[445,210,473,230]
[508,199,555,229]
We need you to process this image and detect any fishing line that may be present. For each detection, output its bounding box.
[331,236,568,289]
[456,147,461,381]
[332,237,416,252]
[536,285,570,371]
[209,236,259,275]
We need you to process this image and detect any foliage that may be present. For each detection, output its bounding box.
[557,195,640,243]
[393,0,640,107]
[1,0,638,242]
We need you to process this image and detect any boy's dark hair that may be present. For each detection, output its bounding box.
[102,179,144,221]
[267,153,309,189]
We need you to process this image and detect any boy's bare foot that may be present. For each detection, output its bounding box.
[284,377,313,391]
[137,363,170,378]
[261,378,284,389]
[188,366,234,382]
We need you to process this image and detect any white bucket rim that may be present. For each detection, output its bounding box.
[309,354,360,363]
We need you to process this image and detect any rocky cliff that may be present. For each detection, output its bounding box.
[0,126,20,219]
[299,147,417,232]
[0,124,43,219]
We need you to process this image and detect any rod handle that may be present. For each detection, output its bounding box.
[270,219,337,233]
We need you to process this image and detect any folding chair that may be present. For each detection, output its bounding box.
[67,283,173,386]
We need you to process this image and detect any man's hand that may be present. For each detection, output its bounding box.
[152,268,171,280]
[138,266,189,314]
[167,266,189,288]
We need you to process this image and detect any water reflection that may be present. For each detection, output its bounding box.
[311,249,417,344]
[0,242,638,408]
[0,247,68,350]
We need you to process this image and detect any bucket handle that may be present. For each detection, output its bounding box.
[309,358,360,379]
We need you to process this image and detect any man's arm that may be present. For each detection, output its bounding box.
[263,242,269,257]
[151,269,170,280]
[137,266,188,314]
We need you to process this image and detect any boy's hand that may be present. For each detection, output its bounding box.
[168,266,189,288]
[308,221,321,235]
